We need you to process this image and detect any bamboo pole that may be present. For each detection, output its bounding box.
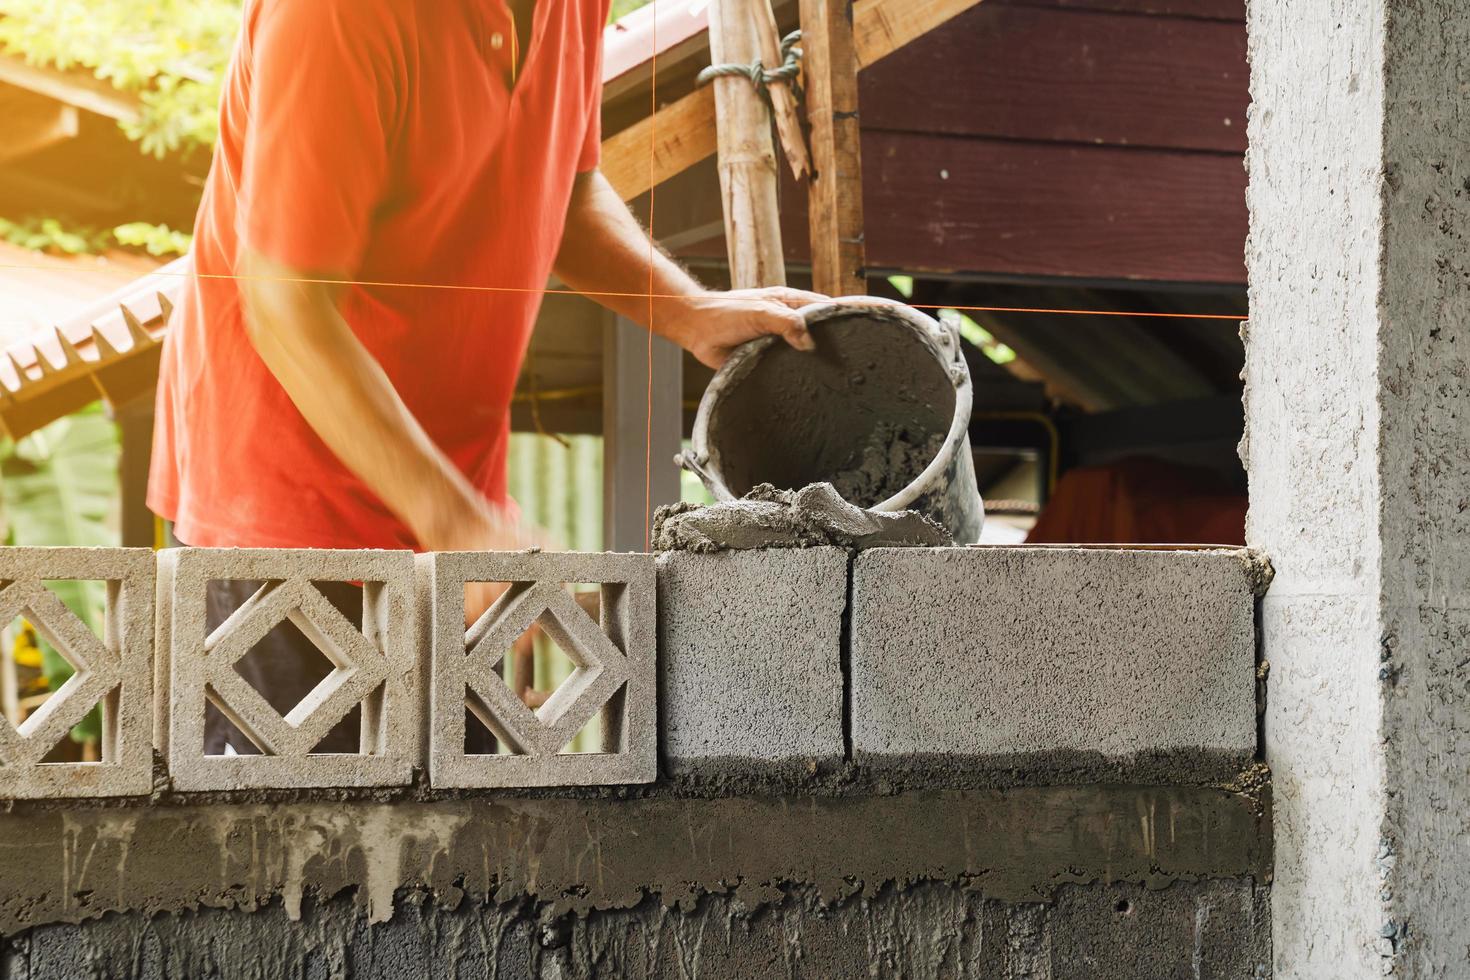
[708,0,787,289]
[753,0,811,181]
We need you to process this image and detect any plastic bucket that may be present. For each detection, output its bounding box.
[678,298,985,543]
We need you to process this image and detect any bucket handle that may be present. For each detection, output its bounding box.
[674,448,719,488]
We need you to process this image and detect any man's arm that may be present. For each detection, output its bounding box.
[553,170,824,368]
[237,250,534,554]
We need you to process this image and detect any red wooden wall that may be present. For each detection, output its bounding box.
[684,0,1250,285]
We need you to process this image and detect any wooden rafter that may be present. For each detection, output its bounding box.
[602,0,985,200]
[0,53,141,122]
[0,89,80,167]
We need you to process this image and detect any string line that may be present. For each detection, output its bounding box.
[0,263,1240,321]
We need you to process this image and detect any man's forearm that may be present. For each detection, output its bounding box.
[237,250,512,551]
[553,170,823,368]
[552,169,702,338]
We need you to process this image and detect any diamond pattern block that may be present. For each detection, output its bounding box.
[422,551,656,788]
[160,548,418,791]
[0,548,154,799]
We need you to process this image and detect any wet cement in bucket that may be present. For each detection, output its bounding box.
[705,310,956,509]
[830,422,948,508]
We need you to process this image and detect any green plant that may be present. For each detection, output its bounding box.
[0,402,122,743]
[0,216,110,255]
[113,221,192,256]
[0,0,242,159]
[0,216,190,257]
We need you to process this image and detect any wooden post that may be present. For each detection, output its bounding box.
[602,314,684,552]
[115,398,156,549]
[708,0,787,289]
[801,0,868,296]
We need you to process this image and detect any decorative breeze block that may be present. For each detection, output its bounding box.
[159,548,418,791]
[0,548,154,799]
[421,551,656,788]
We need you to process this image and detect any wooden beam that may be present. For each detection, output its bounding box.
[0,53,141,122]
[601,0,985,200]
[851,0,981,66]
[602,89,718,201]
[800,0,867,296]
[708,0,786,288]
[0,90,79,166]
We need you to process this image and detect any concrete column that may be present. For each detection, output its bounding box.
[1246,2,1470,976]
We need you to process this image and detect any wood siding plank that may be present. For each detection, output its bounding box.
[861,4,1248,153]
[682,133,1247,284]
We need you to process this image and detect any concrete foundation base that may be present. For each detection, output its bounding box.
[7,879,1270,980]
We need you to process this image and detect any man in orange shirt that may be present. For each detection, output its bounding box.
[149,0,820,751]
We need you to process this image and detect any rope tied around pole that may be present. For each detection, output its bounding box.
[697,29,803,106]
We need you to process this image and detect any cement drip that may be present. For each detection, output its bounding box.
[652,482,951,553]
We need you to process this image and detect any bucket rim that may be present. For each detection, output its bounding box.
[684,297,974,513]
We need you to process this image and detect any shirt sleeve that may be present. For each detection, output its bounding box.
[576,17,606,173]
[239,0,398,274]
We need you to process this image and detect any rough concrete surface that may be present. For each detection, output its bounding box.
[159,548,419,792]
[652,482,950,553]
[656,548,846,773]
[0,785,1268,972]
[6,877,1270,979]
[422,551,656,789]
[0,788,1269,933]
[1245,0,1470,975]
[851,547,1260,780]
[0,548,155,799]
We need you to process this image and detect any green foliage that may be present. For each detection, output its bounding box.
[0,0,242,159]
[0,216,190,257]
[113,221,192,256]
[1,403,122,743]
[0,216,110,255]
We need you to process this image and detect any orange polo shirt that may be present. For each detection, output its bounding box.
[149,0,608,549]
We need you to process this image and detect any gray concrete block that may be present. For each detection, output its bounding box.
[656,548,846,772]
[851,547,1259,774]
[0,547,154,799]
[160,548,418,791]
[422,551,656,788]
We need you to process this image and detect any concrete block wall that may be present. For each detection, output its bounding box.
[0,543,1268,978]
[0,544,1260,795]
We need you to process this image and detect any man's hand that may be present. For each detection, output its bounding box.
[553,171,830,367]
[659,287,826,369]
